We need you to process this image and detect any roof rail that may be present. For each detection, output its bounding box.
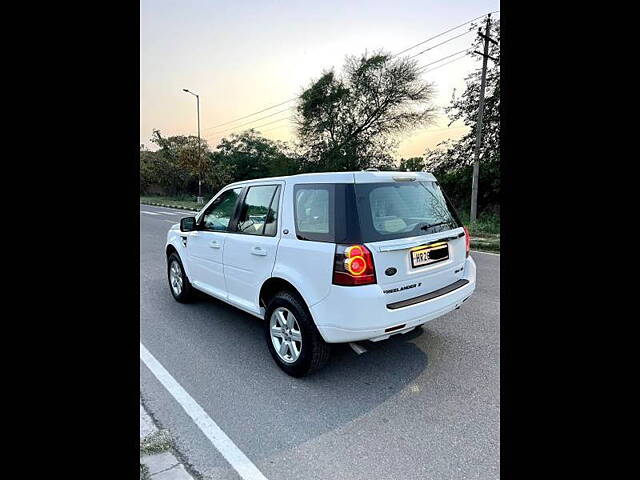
[364,167,379,171]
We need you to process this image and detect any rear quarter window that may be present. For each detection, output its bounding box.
[293,184,362,244]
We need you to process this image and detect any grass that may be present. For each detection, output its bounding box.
[456,210,500,253]
[140,429,174,480]
[140,429,173,457]
[140,195,211,211]
[140,464,150,480]
[456,210,500,235]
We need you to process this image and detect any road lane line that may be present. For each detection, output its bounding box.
[164,220,177,224]
[140,343,269,480]
[158,211,179,215]
[472,250,500,256]
[141,211,161,216]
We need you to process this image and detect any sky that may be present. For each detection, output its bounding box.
[140,0,499,160]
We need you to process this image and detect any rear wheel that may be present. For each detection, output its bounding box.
[167,252,194,303]
[265,290,330,377]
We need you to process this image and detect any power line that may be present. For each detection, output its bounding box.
[203,97,298,130]
[261,121,296,134]
[392,10,498,57]
[416,49,471,72]
[406,29,473,60]
[204,106,294,134]
[420,53,470,74]
[198,10,499,134]
[202,49,474,140]
[205,49,472,141]
[204,115,295,141]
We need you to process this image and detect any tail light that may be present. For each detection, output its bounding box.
[463,226,470,257]
[333,244,377,286]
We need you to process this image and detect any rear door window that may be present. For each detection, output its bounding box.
[236,185,280,236]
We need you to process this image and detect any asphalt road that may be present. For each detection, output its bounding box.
[140,204,500,480]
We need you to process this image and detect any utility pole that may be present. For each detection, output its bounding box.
[470,13,496,223]
[183,88,204,204]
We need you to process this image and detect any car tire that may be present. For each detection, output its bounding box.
[265,290,330,377]
[167,252,194,303]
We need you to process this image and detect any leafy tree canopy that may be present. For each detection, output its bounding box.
[398,156,426,172]
[150,129,210,180]
[296,51,437,171]
[208,129,301,192]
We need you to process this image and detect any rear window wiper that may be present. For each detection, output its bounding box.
[420,221,453,231]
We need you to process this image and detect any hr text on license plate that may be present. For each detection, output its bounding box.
[410,242,449,268]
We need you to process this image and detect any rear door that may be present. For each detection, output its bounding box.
[223,183,283,315]
[353,172,467,301]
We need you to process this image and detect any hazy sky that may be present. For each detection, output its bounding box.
[141,0,499,159]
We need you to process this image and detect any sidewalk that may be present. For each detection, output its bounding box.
[140,400,196,480]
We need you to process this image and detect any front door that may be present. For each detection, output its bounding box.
[187,187,242,300]
[223,183,283,315]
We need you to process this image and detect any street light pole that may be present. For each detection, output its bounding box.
[183,88,204,204]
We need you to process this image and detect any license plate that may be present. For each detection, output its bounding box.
[410,242,449,268]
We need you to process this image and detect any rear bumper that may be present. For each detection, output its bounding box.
[311,256,476,343]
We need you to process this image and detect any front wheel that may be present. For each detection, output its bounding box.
[167,253,194,303]
[265,291,330,377]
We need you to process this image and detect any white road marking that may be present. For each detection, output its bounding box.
[158,211,179,215]
[164,220,177,224]
[349,342,367,355]
[141,211,161,216]
[140,343,269,480]
[471,250,500,256]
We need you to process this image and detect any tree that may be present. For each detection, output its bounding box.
[150,129,211,192]
[425,20,500,214]
[209,129,301,193]
[296,51,437,172]
[140,142,191,195]
[398,156,425,172]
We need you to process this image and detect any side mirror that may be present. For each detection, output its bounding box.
[180,216,196,232]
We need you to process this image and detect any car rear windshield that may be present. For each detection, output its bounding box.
[355,181,461,242]
[293,181,461,244]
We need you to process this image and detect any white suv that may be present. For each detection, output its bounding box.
[166,171,476,376]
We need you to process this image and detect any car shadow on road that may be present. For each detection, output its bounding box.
[183,290,430,457]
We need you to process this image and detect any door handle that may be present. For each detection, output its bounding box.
[251,246,267,256]
[209,240,221,249]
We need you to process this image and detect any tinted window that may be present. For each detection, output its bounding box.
[293,184,362,243]
[200,188,242,231]
[264,187,280,236]
[355,181,460,241]
[236,185,279,236]
[295,187,330,234]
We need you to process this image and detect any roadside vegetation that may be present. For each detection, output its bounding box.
[140,20,500,251]
[140,195,205,211]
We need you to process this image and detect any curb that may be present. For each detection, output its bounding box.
[140,201,200,212]
[469,241,500,253]
[140,401,198,480]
